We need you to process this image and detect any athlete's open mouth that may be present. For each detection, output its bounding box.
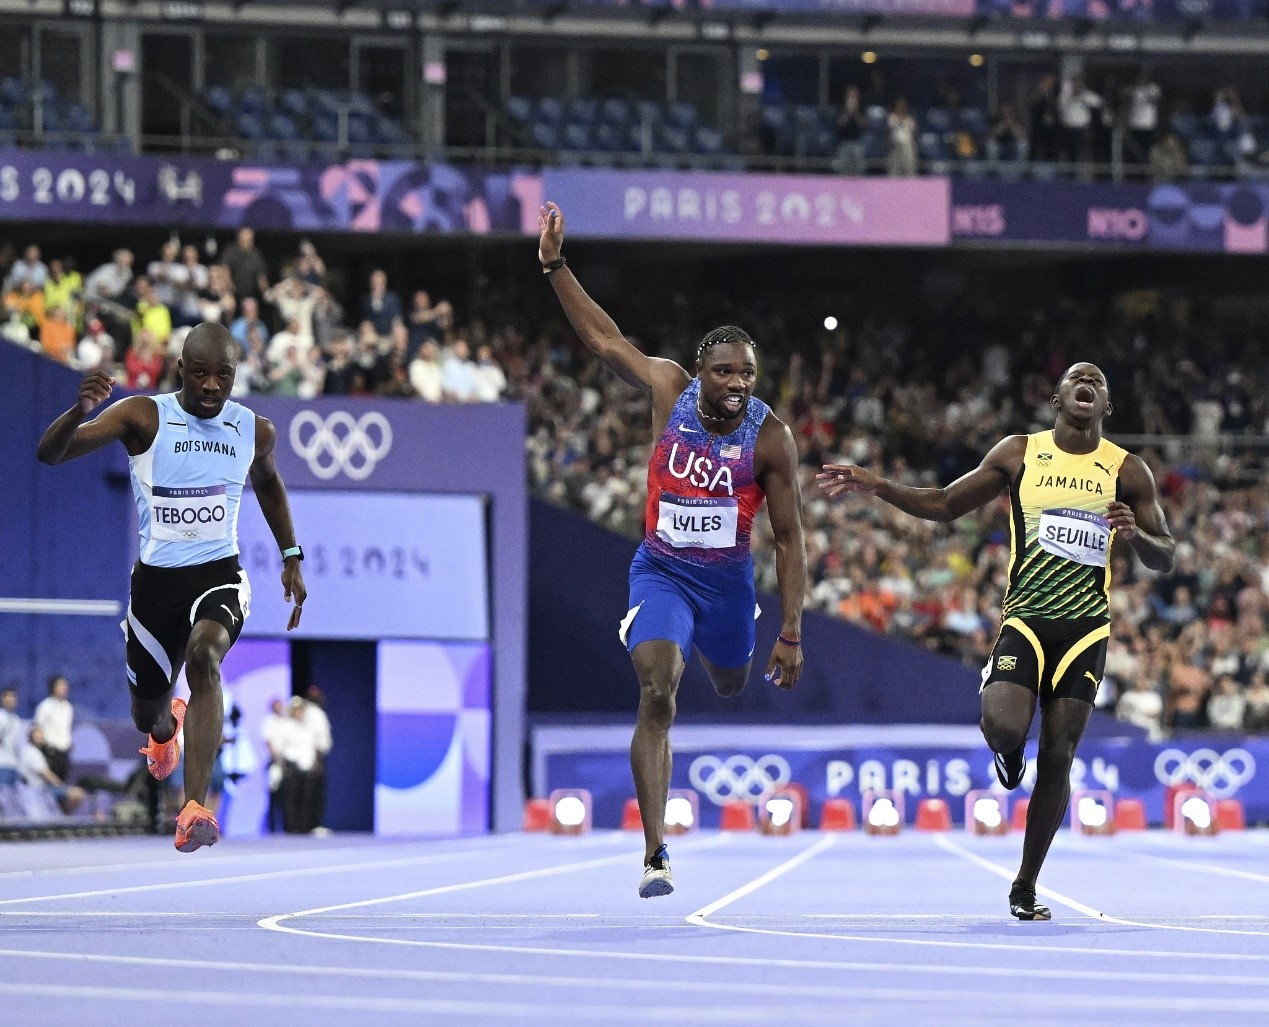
[1074,385,1096,405]
[721,394,745,414]
[199,397,221,410]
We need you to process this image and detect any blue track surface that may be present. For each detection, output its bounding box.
[2,829,1268,1025]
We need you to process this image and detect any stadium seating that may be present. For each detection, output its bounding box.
[202,85,413,158]
[503,94,735,166]
[0,77,108,152]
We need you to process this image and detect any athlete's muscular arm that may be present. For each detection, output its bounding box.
[818,435,1025,522]
[249,416,308,630]
[538,202,689,398]
[1107,454,1176,572]
[36,371,157,463]
[758,417,806,690]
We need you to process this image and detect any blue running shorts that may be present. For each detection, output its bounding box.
[621,544,760,669]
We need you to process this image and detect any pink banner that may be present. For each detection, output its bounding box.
[542,169,950,246]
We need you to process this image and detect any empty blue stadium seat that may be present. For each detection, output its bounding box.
[761,105,787,132]
[808,125,836,158]
[238,87,268,115]
[205,85,233,116]
[568,98,598,124]
[659,124,690,154]
[592,122,622,151]
[312,117,338,143]
[63,104,95,133]
[376,119,409,146]
[234,112,264,140]
[561,121,591,150]
[693,125,725,156]
[279,89,308,119]
[530,121,558,149]
[666,101,697,130]
[925,108,952,133]
[536,97,564,124]
[863,128,888,161]
[633,100,661,128]
[506,96,534,124]
[958,108,988,136]
[346,115,372,145]
[0,77,24,107]
[266,113,299,140]
[792,105,819,131]
[919,131,947,161]
[600,97,631,125]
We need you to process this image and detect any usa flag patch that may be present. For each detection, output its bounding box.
[720,444,742,460]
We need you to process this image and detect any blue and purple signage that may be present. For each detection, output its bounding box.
[544,168,950,246]
[535,724,1267,829]
[376,640,491,837]
[0,151,539,234]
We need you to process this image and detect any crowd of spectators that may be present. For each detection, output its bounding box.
[0,230,507,405]
[523,287,1267,738]
[819,75,1269,180]
[3,230,1265,740]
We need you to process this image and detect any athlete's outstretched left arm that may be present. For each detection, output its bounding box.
[249,416,307,630]
[758,418,806,690]
[1107,453,1175,572]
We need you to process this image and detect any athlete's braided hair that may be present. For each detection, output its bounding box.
[695,325,756,362]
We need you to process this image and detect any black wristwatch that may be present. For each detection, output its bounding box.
[542,256,567,275]
[281,545,304,562]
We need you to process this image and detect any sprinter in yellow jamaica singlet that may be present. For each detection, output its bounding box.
[817,363,1176,921]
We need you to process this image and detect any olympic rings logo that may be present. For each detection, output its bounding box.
[1154,748,1256,798]
[689,753,792,805]
[289,411,393,481]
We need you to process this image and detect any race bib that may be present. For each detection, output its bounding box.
[1038,507,1111,567]
[150,485,229,543]
[656,495,738,549]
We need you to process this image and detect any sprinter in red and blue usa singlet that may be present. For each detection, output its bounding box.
[540,201,806,900]
[622,376,770,668]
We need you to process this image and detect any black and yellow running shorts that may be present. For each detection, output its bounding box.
[981,616,1110,706]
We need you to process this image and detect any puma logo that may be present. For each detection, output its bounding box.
[1084,671,1099,685]
[222,420,241,437]
[220,604,239,626]
[1093,461,1112,476]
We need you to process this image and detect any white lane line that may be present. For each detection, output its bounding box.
[0,834,533,880]
[1060,836,1269,885]
[0,835,617,907]
[253,836,1269,980]
[260,834,729,930]
[935,834,1269,939]
[4,950,1269,1016]
[0,982,782,1023]
[687,834,837,923]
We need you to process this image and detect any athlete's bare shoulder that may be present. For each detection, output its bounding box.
[252,414,277,460]
[755,410,797,476]
[984,434,1028,478]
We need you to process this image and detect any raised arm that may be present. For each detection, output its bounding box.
[818,435,1026,523]
[538,202,688,396]
[1107,453,1176,572]
[36,371,156,464]
[758,417,806,689]
[249,416,307,631]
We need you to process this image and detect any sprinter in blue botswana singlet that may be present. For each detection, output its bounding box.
[37,323,307,854]
[539,200,808,898]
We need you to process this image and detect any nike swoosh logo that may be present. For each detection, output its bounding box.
[220,603,239,626]
[678,424,702,434]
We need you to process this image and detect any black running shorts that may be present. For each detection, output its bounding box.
[122,556,251,701]
[981,616,1109,706]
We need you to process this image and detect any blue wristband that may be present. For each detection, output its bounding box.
[281,546,303,560]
